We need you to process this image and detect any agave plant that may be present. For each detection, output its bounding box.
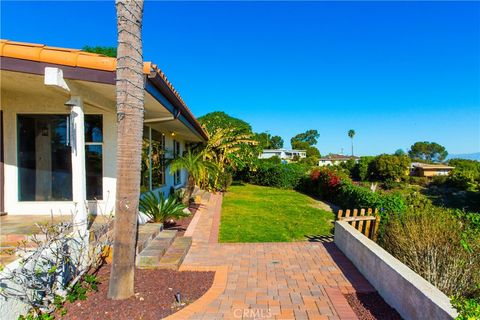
[139,191,189,224]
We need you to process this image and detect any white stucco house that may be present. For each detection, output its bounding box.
[318,154,359,166]
[259,149,306,161]
[0,40,208,218]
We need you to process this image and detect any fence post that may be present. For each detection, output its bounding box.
[373,208,380,241]
[358,208,365,234]
[365,208,373,238]
[352,209,358,229]
[337,210,343,220]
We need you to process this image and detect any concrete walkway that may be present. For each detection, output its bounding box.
[170,194,375,320]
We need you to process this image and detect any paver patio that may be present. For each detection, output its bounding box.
[168,193,376,320]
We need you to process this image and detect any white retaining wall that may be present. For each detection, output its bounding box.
[334,221,457,320]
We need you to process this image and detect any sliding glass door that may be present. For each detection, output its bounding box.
[17,115,72,201]
[17,114,103,201]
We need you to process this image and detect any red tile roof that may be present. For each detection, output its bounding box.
[0,39,208,140]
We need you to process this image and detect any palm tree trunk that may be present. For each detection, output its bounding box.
[351,139,354,156]
[108,0,144,300]
[183,175,195,205]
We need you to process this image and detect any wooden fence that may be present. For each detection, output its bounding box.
[337,208,380,241]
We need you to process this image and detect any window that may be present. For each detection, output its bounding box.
[140,126,166,192]
[17,114,102,201]
[173,140,181,185]
[18,115,72,201]
[85,115,103,200]
[151,129,165,188]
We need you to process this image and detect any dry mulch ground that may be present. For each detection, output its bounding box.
[58,265,214,320]
[164,204,200,237]
[345,292,403,320]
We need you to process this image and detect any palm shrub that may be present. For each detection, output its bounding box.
[169,150,218,204]
[139,191,189,223]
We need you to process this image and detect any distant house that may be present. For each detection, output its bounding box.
[259,149,306,161]
[410,163,455,177]
[318,154,359,167]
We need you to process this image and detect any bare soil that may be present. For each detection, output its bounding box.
[58,265,214,320]
[345,292,403,320]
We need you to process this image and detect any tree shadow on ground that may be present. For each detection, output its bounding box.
[305,235,334,242]
[322,242,375,293]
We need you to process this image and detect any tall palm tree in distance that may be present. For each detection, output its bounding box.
[108,0,144,300]
[348,129,356,156]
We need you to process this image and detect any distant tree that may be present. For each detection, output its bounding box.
[198,111,252,135]
[369,154,411,182]
[394,149,406,156]
[198,111,259,173]
[291,129,319,147]
[306,146,321,158]
[253,133,283,150]
[83,45,117,57]
[290,140,320,165]
[290,141,320,158]
[408,141,448,162]
[352,156,375,181]
[270,135,284,149]
[348,129,356,156]
[255,132,270,149]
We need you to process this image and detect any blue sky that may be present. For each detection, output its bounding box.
[1,1,479,156]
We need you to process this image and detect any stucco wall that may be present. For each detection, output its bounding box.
[0,90,187,216]
[334,221,457,320]
[1,89,117,215]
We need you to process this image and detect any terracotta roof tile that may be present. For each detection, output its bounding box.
[0,39,207,140]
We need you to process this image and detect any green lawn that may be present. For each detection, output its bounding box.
[219,183,334,242]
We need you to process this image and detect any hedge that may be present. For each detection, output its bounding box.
[237,162,308,189]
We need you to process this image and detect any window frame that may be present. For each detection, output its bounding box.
[173,139,181,186]
[84,114,103,200]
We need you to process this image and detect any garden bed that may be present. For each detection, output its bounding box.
[163,204,200,237]
[345,292,402,320]
[57,264,214,320]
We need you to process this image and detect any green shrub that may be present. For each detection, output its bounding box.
[407,175,430,187]
[217,171,233,191]
[380,206,480,298]
[300,167,406,233]
[139,191,189,223]
[352,156,375,181]
[244,162,308,189]
[368,154,410,182]
[448,169,479,192]
[451,295,480,320]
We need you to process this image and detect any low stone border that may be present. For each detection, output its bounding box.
[208,194,222,244]
[334,221,457,320]
[163,265,228,320]
[183,209,202,238]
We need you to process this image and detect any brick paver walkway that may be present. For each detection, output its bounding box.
[173,194,375,320]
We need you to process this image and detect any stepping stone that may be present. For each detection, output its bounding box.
[157,236,192,270]
[136,230,177,268]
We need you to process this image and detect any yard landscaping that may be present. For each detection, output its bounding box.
[219,183,334,242]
